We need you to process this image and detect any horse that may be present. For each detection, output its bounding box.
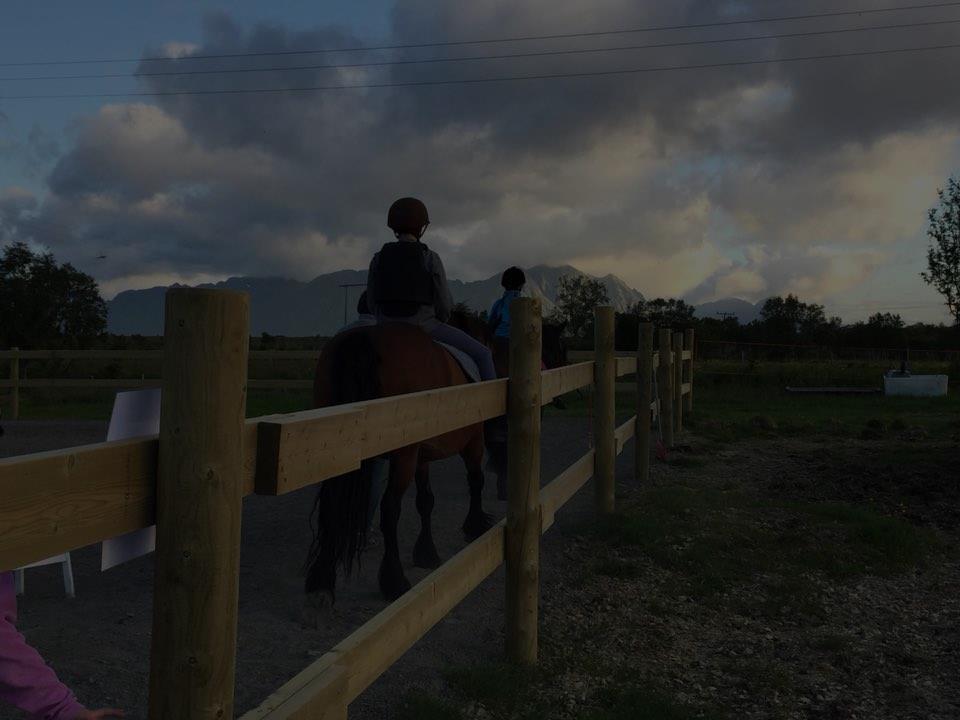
[304,315,496,607]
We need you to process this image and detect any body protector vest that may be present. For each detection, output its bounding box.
[371,241,435,318]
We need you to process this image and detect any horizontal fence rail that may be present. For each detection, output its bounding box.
[0,295,694,719]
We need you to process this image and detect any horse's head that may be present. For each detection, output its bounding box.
[542,321,568,369]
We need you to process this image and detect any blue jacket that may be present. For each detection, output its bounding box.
[489,290,521,338]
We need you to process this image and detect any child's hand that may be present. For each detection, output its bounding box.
[75,709,125,719]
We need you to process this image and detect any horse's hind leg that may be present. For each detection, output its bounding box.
[379,446,417,601]
[412,462,442,569]
[304,525,337,605]
[462,430,495,541]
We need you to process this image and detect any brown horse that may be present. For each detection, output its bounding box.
[305,318,495,605]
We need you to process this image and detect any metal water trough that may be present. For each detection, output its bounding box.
[883,373,949,397]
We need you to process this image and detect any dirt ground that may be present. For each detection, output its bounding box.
[0,415,610,719]
[520,438,960,720]
[3,417,958,719]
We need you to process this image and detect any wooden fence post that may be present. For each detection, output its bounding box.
[9,347,19,420]
[684,328,695,412]
[594,306,615,514]
[635,323,654,484]
[148,288,249,720]
[673,332,684,435]
[658,329,674,448]
[506,296,541,665]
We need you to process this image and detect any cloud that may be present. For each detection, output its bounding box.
[0,186,38,236]
[3,2,960,305]
[0,123,62,180]
[688,244,888,303]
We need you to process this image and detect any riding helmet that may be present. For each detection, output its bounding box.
[387,197,430,237]
[501,266,526,290]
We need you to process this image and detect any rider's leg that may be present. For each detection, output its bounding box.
[425,322,496,381]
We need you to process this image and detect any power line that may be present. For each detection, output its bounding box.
[5,17,959,82]
[2,1,959,68]
[2,40,959,101]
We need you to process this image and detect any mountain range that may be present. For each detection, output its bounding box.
[106,264,648,336]
[106,264,763,335]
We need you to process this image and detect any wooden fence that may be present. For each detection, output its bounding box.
[0,289,694,719]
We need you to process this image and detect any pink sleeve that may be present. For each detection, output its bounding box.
[0,572,86,720]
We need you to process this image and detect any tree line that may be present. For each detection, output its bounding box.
[547,274,957,354]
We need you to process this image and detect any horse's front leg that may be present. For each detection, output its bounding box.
[412,462,442,569]
[462,429,495,540]
[379,446,417,601]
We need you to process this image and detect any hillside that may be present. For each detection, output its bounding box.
[107,265,646,336]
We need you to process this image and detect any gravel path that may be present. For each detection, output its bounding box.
[0,415,632,719]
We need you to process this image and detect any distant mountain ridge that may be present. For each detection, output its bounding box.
[107,264,646,336]
[692,297,762,324]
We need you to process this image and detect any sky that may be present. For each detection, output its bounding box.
[1,0,959,323]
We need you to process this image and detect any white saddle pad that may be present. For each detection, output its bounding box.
[436,342,481,383]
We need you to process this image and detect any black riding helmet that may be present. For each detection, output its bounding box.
[387,197,430,238]
[501,266,525,291]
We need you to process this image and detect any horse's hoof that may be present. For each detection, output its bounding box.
[300,591,334,628]
[413,541,442,569]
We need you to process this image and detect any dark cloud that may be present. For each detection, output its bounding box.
[0,123,62,180]
[3,1,960,300]
[0,187,37,236]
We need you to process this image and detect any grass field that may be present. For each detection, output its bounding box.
[9,388,315,421]
[546,359,959,444]
[394,360,960,719]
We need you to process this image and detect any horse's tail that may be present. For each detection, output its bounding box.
[304,330,381,594]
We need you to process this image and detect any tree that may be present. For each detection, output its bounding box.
[0,241,107,348]
[866,312,904,330]
[921,176,960,326]
[632,298,696,327]
[550,274,610,341]
[756,294,840,344]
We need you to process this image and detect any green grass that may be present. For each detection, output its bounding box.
[587,481,940,605]
[580,684,724,720]
[543,360,958,443]
[690,384,958,442]
[403,663,718,720]
[445,662,545,718]
[398,692,463,720]
[13,388,313,421]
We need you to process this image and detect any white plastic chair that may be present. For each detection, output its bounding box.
[13,553,75,598]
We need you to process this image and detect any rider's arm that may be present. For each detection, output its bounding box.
[0,573,86,720]
[428,252,454,323]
